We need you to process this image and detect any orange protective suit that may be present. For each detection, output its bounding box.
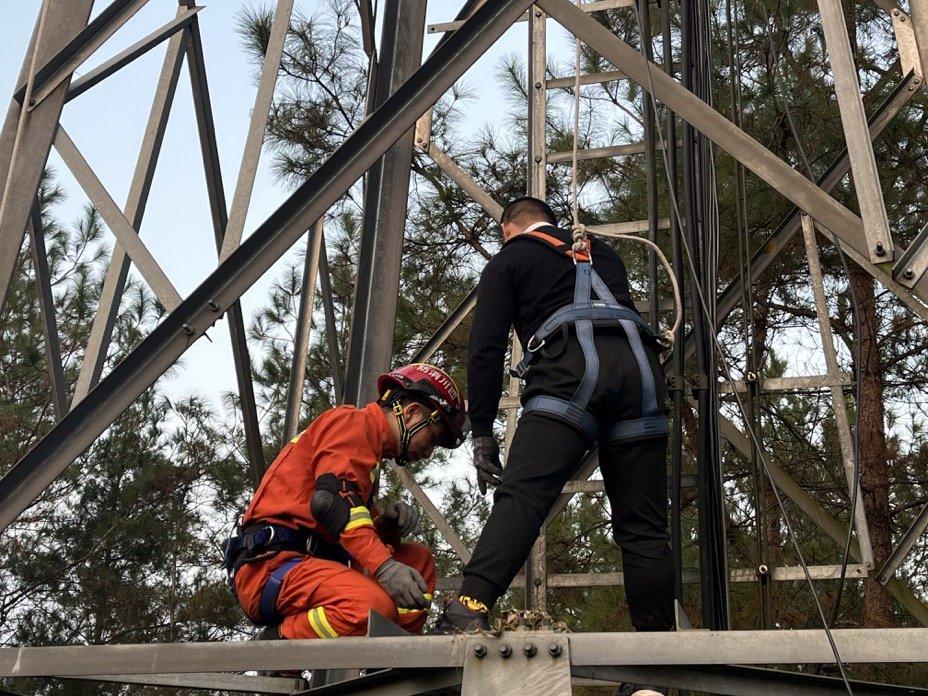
[234,402,436,638]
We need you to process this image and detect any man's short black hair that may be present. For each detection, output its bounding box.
[500,196,557,227]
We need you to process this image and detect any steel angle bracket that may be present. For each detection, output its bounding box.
[893,220,928,287]
[462,633,571,696]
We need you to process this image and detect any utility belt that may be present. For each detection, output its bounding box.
[222,522,351,626]
[513,264,669,444]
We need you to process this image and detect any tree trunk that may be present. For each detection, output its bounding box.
[849,265,894,627]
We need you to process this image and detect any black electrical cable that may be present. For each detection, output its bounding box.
[627,3,857,692]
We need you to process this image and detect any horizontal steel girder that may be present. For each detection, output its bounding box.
[2,629,928,677]
[0,0,535,533]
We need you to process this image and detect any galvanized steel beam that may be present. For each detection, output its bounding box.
[185,18,266,483]
[219,0,294,262]
[283,218,324,442]
[342,0,427,405]
[65,6,203,103]
[28,204,67,421]
[53,127,183,311]
[0,0,535,534]
[71,12,189,405]
[3,629,928,677]
[17,0,153,108]
[816,0,894,262]
[0,0,95,315]
[802,215,874,568]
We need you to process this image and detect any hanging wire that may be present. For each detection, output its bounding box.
[750,0,865,635]
[569,3,683,348]
[628,1,856,691]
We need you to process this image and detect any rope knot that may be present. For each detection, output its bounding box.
[571,223,588,254]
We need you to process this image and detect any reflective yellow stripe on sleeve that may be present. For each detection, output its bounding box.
[397,593,434,615]
[344,506,374,531]
[307,606,338,638]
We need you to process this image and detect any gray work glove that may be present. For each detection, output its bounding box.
[382,500,421,538]
[375,558,428,609]
[473,435,503,495]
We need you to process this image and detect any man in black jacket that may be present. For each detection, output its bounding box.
[435,197,675,639]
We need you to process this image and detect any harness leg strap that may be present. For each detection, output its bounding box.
[601,319,668,444]
[522,395,600,442]
[258,558,302,626]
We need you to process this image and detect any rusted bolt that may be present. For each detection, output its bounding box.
[182,323,194,337]
[904,269,915,280]
[875,242,886,257]
[548,642,563,658]
[893,8,900,14]
[536,9,543,16]
[473,643,487,659]
[758,564,770,576]
[535,81,542,89]
[524,642,538,658]
[208,300,220,312]
[534,155,542,163]
[499,643,513,658]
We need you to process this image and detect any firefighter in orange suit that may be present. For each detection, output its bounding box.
[222,363,467,639]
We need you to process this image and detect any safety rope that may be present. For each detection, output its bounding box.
[568,11,683,350]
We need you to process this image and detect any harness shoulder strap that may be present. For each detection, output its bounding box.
[519,229,591,262]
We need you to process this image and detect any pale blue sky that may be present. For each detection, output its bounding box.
[1,2,575,415]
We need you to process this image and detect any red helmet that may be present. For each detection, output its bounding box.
[377,363,467,449]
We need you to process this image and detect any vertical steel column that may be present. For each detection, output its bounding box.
[524,5,548,612]
[662,0,686,604]
[0,0,95,313]
[682,0,729,630]
[283,219,324,442]
[28,203,67,421]
[342,0,428,405]
[801,215,874,568]
[185,19,266,484]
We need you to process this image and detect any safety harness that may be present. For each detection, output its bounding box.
[513,228,669,444]
[222,468,379,627]
[222,522,352,625]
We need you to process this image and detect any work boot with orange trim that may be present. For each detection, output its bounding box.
[430,596,490,633]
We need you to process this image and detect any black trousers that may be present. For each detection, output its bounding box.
[460,330,675,631]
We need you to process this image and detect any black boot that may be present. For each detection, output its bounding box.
[431,598,490,633]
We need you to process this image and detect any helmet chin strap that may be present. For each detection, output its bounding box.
[391,400,438,466]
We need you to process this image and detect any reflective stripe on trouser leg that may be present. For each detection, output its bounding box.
[307,606,339,638]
